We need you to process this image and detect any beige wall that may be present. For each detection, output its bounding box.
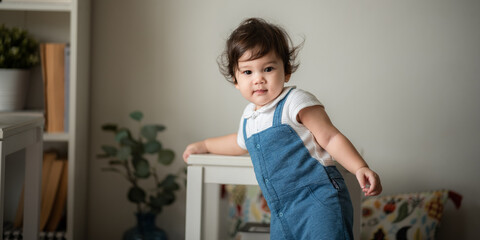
[88,1,480,239]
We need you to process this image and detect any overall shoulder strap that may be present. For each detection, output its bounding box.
[242,118,248,141]
[272,88,294,126]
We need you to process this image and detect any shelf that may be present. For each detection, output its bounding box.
[0,1,71,12]
[43,132,69,142]
[2,0,90,238]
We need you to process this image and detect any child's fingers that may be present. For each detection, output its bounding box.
[182,153,190,162]
[365,178,382,196]
[356,168,382,196]
[360,176,375,196]
[356,173,367,189]
[366,189,381,196]
[182,149,190,162]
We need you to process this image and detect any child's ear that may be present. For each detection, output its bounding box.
[285,74,291,82]
[235,82,240,89]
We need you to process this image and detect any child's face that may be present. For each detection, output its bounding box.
[235,50,291,110]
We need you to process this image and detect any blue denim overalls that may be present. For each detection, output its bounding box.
[243,89,354,239]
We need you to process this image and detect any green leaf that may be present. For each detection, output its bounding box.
[130,111,143,122]
[155,125,166,132]
[141,124,165,141]
[393,202,410,223]
[130,142,144,156]
[116,146,131,161]
[158,149,175,165]
[140,125,156,141]
[127,186,146,203]
[149,191,175,208]
[144,140,161,154]
[115,128,130,143]
[101,145,117,157]
[0,24,39,69]
[121,138,137,147]
[114,128,141,150]
[158,191,176,205]
[158,174,180,192]
[132,156,150,178]
[101,124,117,132]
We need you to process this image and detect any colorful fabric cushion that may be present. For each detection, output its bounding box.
[361,190,462,240]
[222,185,270,239]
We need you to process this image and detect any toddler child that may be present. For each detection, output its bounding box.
[183,18,382,240]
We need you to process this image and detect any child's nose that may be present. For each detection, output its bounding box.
[253,73,266,84]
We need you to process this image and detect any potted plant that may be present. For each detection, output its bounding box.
[98,111,184,240]
[0,24,40,111]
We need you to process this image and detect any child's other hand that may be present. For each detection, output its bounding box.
[355,167,382,196]
[182,141,208,163]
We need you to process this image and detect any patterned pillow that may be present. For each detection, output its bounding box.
[361,190,462,240]
[222,185,270,239]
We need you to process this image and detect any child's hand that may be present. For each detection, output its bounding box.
[182,141,208,163]
[355,167,382,196]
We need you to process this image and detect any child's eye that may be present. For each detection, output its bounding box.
[264,67,274,72]
[243,70,252,75]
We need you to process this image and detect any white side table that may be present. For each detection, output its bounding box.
[185,154,361,240]
[0,112,43,240]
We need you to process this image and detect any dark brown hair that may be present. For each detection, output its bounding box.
[218,18,303,84]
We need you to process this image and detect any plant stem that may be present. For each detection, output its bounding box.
[151,166,161,192]
[124,158,142,213]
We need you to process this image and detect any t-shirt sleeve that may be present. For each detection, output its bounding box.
[237,114,247,150]
[286,89,323,125]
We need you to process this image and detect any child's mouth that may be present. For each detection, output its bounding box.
[254,89,267,94]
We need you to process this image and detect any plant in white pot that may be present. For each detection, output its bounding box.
[0,24,40,111]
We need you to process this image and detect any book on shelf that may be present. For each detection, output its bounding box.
[40,154,65,230]
[12,186,24,228]
[45,158,68,231]
[40,43,66,133]
[63,45,70,133]
[236,222,270,240]
[13,151,55,228]
[12,152,68,233]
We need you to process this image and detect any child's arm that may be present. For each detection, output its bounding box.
[182,133,248,162]
[298,105,382,196]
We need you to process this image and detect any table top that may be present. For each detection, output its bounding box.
[188,154,351,174]
[0,112,44,139]
[188,154,253,167]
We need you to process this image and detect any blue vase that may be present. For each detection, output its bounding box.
[123,212,168,240]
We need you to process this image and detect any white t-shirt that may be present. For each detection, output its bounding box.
[237,86,335,166]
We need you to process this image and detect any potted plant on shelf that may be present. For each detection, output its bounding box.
[0,24,39,111]
[98,111,184,240]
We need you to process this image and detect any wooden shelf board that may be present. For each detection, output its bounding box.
[0,2,71,12]
[43,132,69,142]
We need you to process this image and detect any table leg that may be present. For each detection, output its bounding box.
[203,184,220,240]
[0,147,5,237]
[185,166,203,240]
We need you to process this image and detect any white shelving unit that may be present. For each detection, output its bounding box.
[0,1,90,239]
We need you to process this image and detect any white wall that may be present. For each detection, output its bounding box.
[87,1,480,239]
